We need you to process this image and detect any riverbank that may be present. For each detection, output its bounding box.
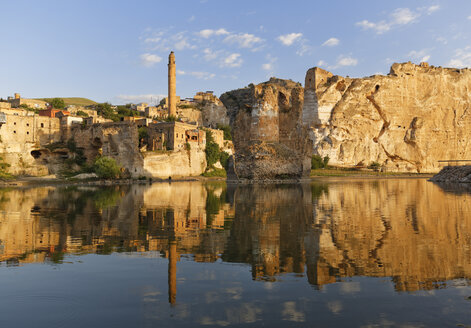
[310,167,434,178]
[0,168,436,188]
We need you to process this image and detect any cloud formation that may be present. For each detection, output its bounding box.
[277,33,303,46]
[197,28,229,38]
[177,70,216,80]
[322,37,339,47]
[114,94,165,105]
[356,6,439,34]
[140,53,162,67]
[223,33,263,48]
[447,47,471,68]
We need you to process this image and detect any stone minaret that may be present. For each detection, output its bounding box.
[168,51,177,117]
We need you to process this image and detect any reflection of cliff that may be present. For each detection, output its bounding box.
[309,179,471,291]
[2,180,471,292]
[223,184,313,280]
[224,180,471,291]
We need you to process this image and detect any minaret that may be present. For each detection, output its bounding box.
[168,51,177,117]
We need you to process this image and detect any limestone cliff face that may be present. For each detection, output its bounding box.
[220,78,312,180]
[306,62,471,172]
[71,122,145,177]
[71,122,207,178]
[200,98,230,128]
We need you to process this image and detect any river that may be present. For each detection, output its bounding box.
[0,179,470,327]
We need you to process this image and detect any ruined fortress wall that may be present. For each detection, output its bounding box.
[308,62,471,172]
[0,113,61,175]
[220,78,312,180]
[71,122,146,177]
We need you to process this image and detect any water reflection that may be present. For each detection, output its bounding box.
[0,179,470,297]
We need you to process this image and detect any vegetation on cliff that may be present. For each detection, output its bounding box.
[93,156,122,179]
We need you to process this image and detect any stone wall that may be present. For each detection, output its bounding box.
[0,112,61,175]
[220,78,312,180]
[143,148,207,178]
[307,62,471,173]
[71,122,146,177]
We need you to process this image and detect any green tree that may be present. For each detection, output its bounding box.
[216,124,232,141]
[138,127,148,141]
[94,156,122,179]
[205,130,220,166]
[49,98,65,109]
[76,110,89,117]
[311,155,329,169]
[96,103,119,122]
[219,151,230,169]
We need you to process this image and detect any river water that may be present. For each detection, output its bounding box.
[0,179,470,327]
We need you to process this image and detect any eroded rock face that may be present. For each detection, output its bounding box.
[220,78,312,180]
[306,62,471,173]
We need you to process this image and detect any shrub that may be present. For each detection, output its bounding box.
[368,161,381,171]
[311,155,330,169]
[138,127,148,141]
[219,151,230,169]
[94,156,122,179]
[76,110,89,117]
[216,124,232,141]
[205,130,220,166]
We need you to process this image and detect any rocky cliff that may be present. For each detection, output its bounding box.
[220,78,312,180]
[306,62,471,173]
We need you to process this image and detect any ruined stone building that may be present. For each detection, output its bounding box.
[146,121,206,151]
[7,93,47,109]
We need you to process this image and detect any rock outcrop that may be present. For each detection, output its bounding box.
[429,165,471,183]
[306,62,471,173]
[220,78,312,180]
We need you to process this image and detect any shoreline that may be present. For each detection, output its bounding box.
[0,172,435,188]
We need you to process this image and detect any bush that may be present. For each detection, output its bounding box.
[76,110,89,117]
[368,161,381,171]
[47,98,65,109]
[216,124,232,141]
[311,155,330,169]
[219,151,230,169]
[94,156,122,179]
[205,130,220,166]
[202,167,227,177]
[138,127,148,141]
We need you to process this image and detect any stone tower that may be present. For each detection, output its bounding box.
[168,51,177,117]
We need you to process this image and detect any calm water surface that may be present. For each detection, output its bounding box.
[0,179,470,327]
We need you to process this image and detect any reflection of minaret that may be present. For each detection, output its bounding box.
[168,51,176,117]
[168,240,177,305]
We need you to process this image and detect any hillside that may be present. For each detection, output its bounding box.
[36,97,97,107]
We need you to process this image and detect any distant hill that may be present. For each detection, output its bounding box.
[36,97,97,107]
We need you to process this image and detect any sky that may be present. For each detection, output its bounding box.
[1,0,471,105]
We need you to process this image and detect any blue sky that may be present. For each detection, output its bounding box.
[1,0,470,105]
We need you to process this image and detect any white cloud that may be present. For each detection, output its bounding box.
[222,53,242,67]
[391,8,418,25]
[188,15,195,22]
[224,33,263,48]
[277,33,303,46]
[356,7,427,34]
[203,48,220,61]
[468,15,471,20]
[427,5,440,14]
[262,63,273,71]
[177,70,215,80]
[144,30,195,52]
[317,60,327,67]
[408,49,432,62]
[337,56,358,67]
[447,47,471,68]
[197,28,230,38]
[261,54,277,74]
[114,94,165,105]
[140,53,162,67]
[329,56,358,69]
[322,37,339,47]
